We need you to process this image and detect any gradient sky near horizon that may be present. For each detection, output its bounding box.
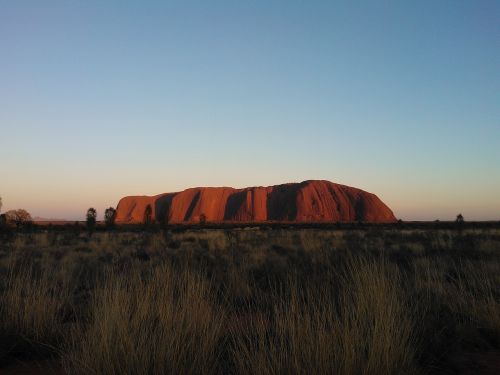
[1,1,499,221]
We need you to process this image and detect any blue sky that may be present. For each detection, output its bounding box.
[1,1,499,220]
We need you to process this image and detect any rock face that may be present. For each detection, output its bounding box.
[115,180,396,224]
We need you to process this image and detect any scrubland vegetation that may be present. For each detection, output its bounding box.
[0,225,499,374]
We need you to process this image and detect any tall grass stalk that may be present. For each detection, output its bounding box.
[232,256,419,375]
[64,264,225,375]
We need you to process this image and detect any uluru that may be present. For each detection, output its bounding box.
[115,180,396,224]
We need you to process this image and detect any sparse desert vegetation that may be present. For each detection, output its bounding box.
[0,224,499,374]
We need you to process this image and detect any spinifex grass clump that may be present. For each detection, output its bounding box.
[63,265,225,375]
[0,260,72,364]
[231,256,419,375]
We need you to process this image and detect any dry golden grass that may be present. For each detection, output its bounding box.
[0,259,72,364]
[0,227,498,373]
[63,265,225,375]
[232,256,418,375]
[414,257,500,337]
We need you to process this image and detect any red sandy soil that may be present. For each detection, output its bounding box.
[115,180,396,224]
[33,221,81,226]
[0,359,64,375]
[449,351,500,375]
[0,349,496,375]
[2,352,498,375]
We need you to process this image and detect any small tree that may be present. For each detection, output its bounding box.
[0,196,3,227]
[456,213,465,233]
[86,208,97,230]
[4,209,32,228]
[144,204,152,226]
[104,207,117,228]
[199,213,207,225]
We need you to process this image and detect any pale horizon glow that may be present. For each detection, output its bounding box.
[1,1,499,221]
